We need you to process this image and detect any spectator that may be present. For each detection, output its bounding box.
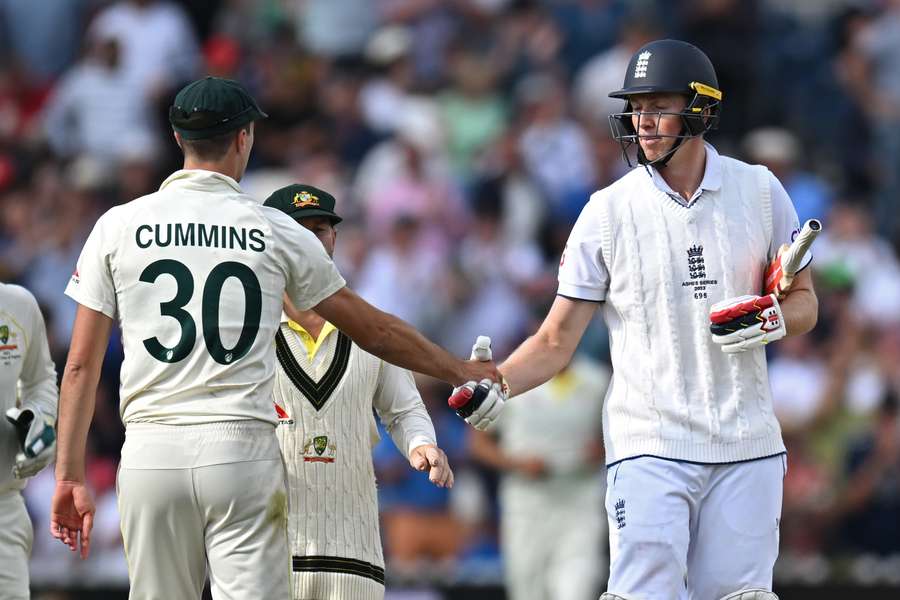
[470,355,609,600]
[354,96,466,247]
[742,127,834,225]
[833,391,900,556]
[360,24,416,134]
[514,72,596,224]
[42,34,158,163]
[0,0,84,83]
[573,11,661,127]
[88,0,200,102]
[438,42,508,181]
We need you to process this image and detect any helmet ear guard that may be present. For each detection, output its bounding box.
[683,81,722,135]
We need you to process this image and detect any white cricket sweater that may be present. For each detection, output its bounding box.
[272,320,435,587]
[0,283,58,492]
[559,147,795,464]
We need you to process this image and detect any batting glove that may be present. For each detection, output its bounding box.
[6,406,56,479]
[709,293,787,354]
[448,336,508,431]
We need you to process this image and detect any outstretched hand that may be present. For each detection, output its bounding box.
[50,480,95,559]
[409,444,454,488]
[449,336,509,430]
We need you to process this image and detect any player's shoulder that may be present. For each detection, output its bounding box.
[257,204,301,230]
[0,282,41,313]
[257,205,322,249]
[717,152,772,179]
[718,154,786,198]
[574,170,643,222]
[594,168,646,203]
[98,192,157,225]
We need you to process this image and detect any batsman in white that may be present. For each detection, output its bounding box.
[470,354,609,600]
[263,184,453,600]
[1,283,58,600]
[450,40,819,600]
[48,76,499,600]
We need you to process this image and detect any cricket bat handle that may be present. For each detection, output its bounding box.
[471,336,492,361]
[764,218,822,297]
[781,219,822,277]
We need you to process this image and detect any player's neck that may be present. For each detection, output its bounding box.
[657,139,706,202]
[293,312,326,339]
[182,156,243,182]
[284,301,326,339]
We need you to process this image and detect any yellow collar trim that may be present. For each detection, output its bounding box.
[286,320,337,361]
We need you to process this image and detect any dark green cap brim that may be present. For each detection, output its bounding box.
[263,184,342,224]
[171,105,267,140]
[287,208,342,225]
[169,76,267,140]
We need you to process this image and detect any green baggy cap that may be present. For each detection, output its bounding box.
[169,76,267,140]
[263,184,342,225]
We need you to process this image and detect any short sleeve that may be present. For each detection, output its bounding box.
[768,172,812,272]
[65,212,118,318]
[270,212,346,311]
[557,200,609,301]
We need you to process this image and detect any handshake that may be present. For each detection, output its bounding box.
[447,336,508,431]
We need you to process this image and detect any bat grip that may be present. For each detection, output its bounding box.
[471,335,492,361]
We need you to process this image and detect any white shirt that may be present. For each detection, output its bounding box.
[558,144,806,464]
[1,283,57,491]
[42,62,155,160]
[89,1,199,95]
[65,170,345,426]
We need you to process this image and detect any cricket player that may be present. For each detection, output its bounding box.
[470,356,609,600]
[1,282,58,600]
[451,40,819,600]
[48,76,498,600]
[264,184,453,600]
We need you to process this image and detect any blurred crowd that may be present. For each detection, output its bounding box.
[2,0,900,592]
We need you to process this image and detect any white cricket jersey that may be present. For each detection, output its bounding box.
[272,319,435,583]
[558,144,806,464]
[0,283,57,492]
[497,357,608,512]
[64,170,345,426]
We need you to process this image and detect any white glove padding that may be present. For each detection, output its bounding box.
[448,378,507,431]
[6,406,56,479]
[447,336,507,430]
[709,293,787,354]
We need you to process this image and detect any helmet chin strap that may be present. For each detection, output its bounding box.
[638,126,688,170]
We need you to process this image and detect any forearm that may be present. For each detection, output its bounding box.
[501,330,574,398]
[384,404,437,457]
[781,287,818,337]
[364,312,467,385]
[55,362,100,483]
[315,286,497,386]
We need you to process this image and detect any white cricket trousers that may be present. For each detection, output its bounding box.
[605,454,785,600]
[0,490,31,600]
[501,480,604,600]
[117,421,291,600]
